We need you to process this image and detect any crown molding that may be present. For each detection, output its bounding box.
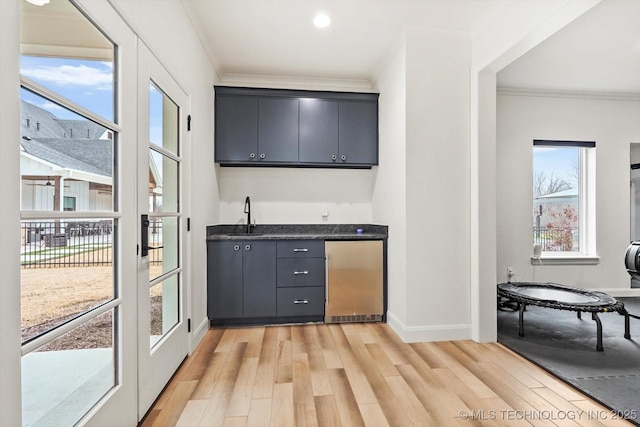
[218,72,375,92]
[497,86,640,102]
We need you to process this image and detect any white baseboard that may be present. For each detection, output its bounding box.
[594,288,640,297]
[386,311,472,343]
[190,317,209,353]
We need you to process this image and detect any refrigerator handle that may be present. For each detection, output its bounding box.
[325,254,329,305]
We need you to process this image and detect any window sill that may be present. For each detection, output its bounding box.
[530,255,599,266]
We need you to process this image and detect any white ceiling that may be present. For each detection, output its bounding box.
[181,0,511,87]
[498,0,640,95]
[182,0,640,94]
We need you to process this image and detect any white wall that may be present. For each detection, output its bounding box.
[497,93,640,293]
[372,37,407,332]
[372,29,472,342]
[218,167,374,224]
[403,30,471,340]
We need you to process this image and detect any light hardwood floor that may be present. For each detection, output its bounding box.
[141,323,633,426]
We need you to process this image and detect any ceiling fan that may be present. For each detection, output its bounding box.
[25,177,70,188]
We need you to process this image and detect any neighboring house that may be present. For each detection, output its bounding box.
[20,100,113,212]
[533,187,578,226]
[533,188,579,251]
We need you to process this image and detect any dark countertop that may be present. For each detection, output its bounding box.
[206,224,388,241]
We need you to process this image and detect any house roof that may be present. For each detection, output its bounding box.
[20,100,112,178]
[20,138,112,177]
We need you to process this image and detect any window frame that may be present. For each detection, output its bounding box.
[532,139,598,265]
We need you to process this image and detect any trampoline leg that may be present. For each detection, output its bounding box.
[592,312,603,351]
[625,313,631,340]
[577,311,581,319]
[519,303,525,337]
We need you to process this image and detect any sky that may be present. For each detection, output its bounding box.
[20,54,167,148]
[533,146,579,189]
[20,55,114,122]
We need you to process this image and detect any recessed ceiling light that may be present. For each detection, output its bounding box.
[313,12,331,28]
[25,0,50,5]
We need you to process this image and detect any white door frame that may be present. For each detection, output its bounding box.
[136,40,191,419]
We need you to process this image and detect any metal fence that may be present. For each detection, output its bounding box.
[21,220,163,268]
[533,226,579,252]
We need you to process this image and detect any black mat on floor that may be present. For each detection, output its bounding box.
[497,297,640,424]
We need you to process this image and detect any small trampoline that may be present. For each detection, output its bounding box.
[497,282,630,351]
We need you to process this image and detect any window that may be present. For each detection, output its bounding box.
[532,140,596,261]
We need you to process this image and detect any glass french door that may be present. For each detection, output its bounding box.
[18,1,138,426]
[137,41,190,418]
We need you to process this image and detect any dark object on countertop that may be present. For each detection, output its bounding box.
[244,196,252,234]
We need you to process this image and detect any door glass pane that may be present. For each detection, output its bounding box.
[148,216,179,281]
[20,89,114,212]
[20,0,115,121]
[150,275,179,348]
[22,309,116,426]
[20,1,120,424]
[21,218,114,343]
[149,81,179,155]
[149,149,179,213]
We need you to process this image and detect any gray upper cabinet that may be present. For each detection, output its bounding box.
[215,95,258,162]
[338,101,378,165]
[258,98,299,163]
[215,86,378,168]
[299,98,338,163]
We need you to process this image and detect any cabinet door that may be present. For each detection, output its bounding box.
[338,101,378,165]
[299,98,338,163]
[243,241,277,317]
[258,98,299,162]
[215,95,258,162]
[207,241,243,319]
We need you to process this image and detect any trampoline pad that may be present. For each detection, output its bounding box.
[498,282,618,308]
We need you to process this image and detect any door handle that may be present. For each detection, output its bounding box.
[293,299,309,304]
[141,214,163,256]
[141,214,149,257]
[293,271,309,275]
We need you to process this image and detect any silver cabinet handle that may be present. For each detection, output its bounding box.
[293,248,308,252]
[294,299,309,304]
[245,244,251,251]
[233,244,240,251]
[325,254,329,305]
[260,153,266,159]
[293,271,309,275]
[340,154,347,161]
[249,152,256,159]
[331,154,337,161]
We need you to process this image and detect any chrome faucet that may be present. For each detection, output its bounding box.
[244,196,252,234]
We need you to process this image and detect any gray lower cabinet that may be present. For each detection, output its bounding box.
[207,240,276,321]
[276,287,325,317]
[276,240,325,317]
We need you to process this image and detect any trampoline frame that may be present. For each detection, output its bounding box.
[497,282,631,351]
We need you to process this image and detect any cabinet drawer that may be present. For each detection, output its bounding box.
[277,286,325,317]
[277,258,325,287]
[277,240,324,258]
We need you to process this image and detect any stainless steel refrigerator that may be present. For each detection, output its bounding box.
[324,240,384,323]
